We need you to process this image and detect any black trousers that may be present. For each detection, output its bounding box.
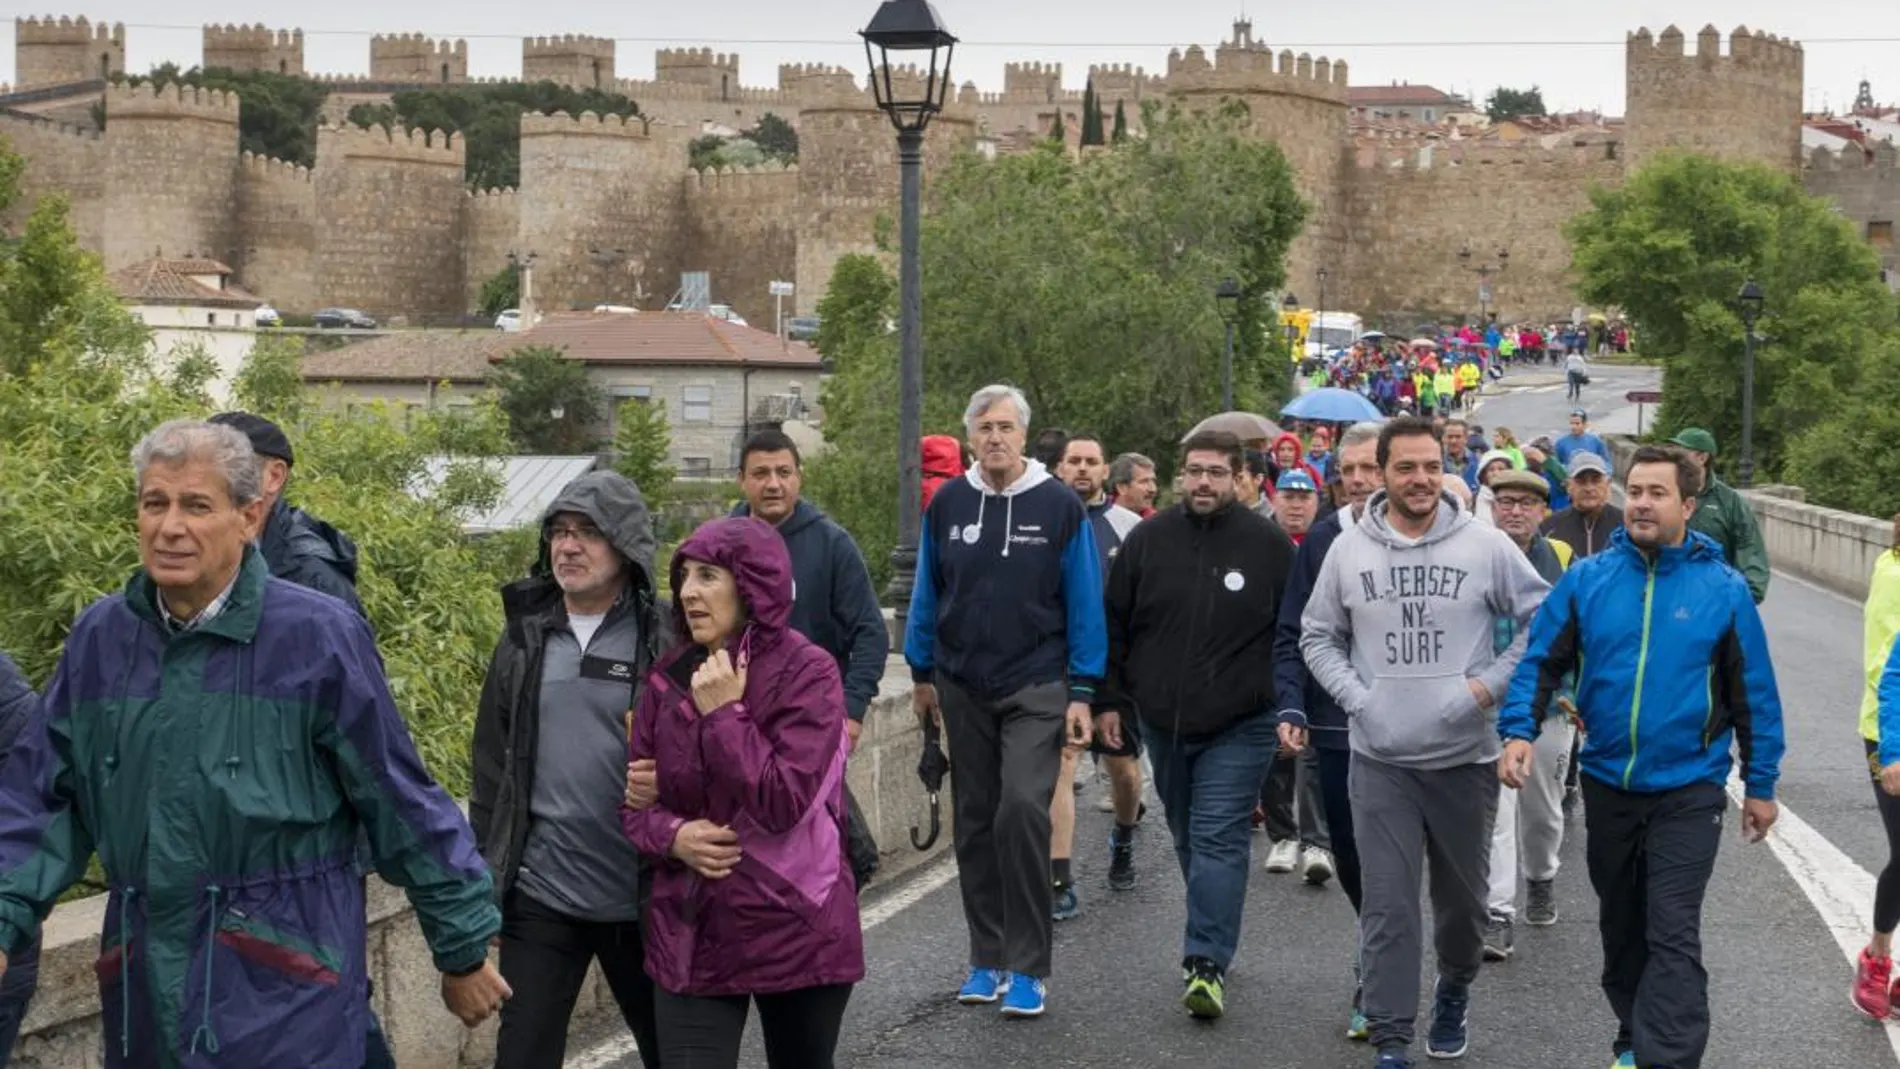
[1582,777,1725,1069]
[1314,746,1362,912]
[654,982,853,1069]
[495,890,660,1069]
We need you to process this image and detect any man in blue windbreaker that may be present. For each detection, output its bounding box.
[907,383,1106,1021]
[1499,444,1784,1069]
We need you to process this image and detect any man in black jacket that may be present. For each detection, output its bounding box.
[208,411,363,616]
[1274,419,1385,1042]
[470,470,667,1069]
[1097,430,1296,1021]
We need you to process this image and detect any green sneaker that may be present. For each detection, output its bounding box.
[1347,1008,1370,1041]
[1610,1053,1635,1069]
[1182,957,1226,1019]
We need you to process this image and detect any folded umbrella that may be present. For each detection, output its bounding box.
[911,719,950,850]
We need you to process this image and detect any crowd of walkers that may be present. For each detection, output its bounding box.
[0,366,1857,1069]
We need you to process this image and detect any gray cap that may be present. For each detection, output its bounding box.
[1568,452,1610,477]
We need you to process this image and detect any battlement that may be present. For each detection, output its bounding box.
[203,24,301,52]
[317,120,464,166]
[1627,24,1803,72]
[1003,61,1062,95]
[0,108,99,141]
[656,47,740,80]
[240,149,311,182]
[1806,140,1900,172]
[1165,42,1350,104]
[370,33,469,83]
[1087,63,1165,97]
[14,14,121,46]
[685,160,800,194]
[518,109,651,140]
[468,185,518,200]
[1353,138,1624,175]
[203,23,303,75]
[370,33,467,58]
[106,81,240,122]
[778,63,857,95]
[524,34,615,59]
[613,77,791,107]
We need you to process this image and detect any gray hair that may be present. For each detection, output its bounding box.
[964,384,1031,435]
[1109,452,1156,489]
[1338,421,1383,451]
[131,419,263,506]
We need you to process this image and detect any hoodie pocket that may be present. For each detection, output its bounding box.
[1355,675,1488,760]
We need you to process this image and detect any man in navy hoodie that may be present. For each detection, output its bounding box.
[907,384,1106,1021]
[734,428,888,752]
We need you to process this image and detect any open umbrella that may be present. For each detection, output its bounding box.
[911,718,950,850]
[1184,410,1280,442]
[1409,337,1440,349]
[1359,330,1387,342]
[1281,387,1384,423]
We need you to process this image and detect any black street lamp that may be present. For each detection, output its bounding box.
[1317,267,1329,322]
[1458,246,1509,323]
[861,0,957,608]
[1215,279,1241,410]
[1737,278,1764,489]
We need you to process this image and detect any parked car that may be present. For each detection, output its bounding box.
[313,308,377,330]
[593,304,639,314]
[787,315,821,342]
[495,309,523,332]
[254,304,281,328]
[663,300,749,327]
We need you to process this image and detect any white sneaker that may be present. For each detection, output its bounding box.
[1301,845,1336,886]
[1265,838,1300,873]
[1094,791,1115,813]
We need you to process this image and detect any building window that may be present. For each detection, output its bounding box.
[683,385,713,423]
[1423,108,1435,122]
[1871,221,1895,249]
[206,312,217,326]
[681,456,712,477]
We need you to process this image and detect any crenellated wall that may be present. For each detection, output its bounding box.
[313,122,467,318]
[234,151,316,312]
[683,162,799,326]
[202,23,303,76]
[102,82,240,270]
[462,187,521,313]
[1805,141,1900,283]
[368,33,468,84]
[522,35,615,90]
[1624,24,1804,172]
[13,15,122,90]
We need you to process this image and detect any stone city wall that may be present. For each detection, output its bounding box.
[234,151,317,314]
[462,188,521,315]
[1623,25,1804,172]
[313,122,467,320]
[101,82,239,270]
[12,15,122,90]
[683,162,800,327]
[1804,141,1900,284]
[0,112,102,250]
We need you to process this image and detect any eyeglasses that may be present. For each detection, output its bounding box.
[1492,496,1545,511]
[1183,466,1233,481]
[549,525,609,545]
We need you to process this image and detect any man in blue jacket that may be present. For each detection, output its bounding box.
[0,651,36,1064]
[734,429,887,752]
[907,384,1105,1020]
[1500,444,1784,1069]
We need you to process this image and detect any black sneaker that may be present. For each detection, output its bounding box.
[1525,879,1558,927]
[1108,829,1137,891]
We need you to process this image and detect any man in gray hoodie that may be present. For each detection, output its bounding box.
[1300,416,1550,1069]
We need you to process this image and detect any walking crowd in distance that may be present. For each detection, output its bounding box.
[0,367,1862,1069]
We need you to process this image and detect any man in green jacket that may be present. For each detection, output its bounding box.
[0,419,509,1068]
[1668,427,1770,603]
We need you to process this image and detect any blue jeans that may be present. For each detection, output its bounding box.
[1146,714,1278,970]
[0,936,39,1066]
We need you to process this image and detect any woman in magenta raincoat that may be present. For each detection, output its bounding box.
[622,516,864,1067]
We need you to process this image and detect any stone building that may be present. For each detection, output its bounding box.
[3,16,1891,327]
[110,254,264,403]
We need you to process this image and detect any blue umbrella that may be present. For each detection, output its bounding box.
[1281,387,1384,423]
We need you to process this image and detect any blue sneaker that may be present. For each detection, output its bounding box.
[1375,1051,1414,1069]
[1610,1053,1635,1069]
[956,967,1010,1004]
[1052,883,1080,921]
[1000,973,1046,1018]
[1426,976,1470,1059]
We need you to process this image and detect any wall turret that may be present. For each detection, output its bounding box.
[1003,61,1062,101]
[14,15,123,89]
[202,23,303,76]
[655,47,740,98]
[1624,24,1803,172]
[313,122,466,318]
[778,63,857,98]
[369,33,468,84]
[102,82,240,271]
[523,35,615,90]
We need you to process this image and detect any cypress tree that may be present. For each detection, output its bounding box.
[1049,108,1066,143]
[1080,81,1105,146]
[1112,99,1129,143]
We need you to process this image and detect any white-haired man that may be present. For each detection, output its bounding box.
[906,385,1106,1020]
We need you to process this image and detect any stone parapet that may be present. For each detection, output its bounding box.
[317,121,463,167]
[105,81,238,123]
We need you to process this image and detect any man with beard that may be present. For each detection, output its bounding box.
[1096,430,1295,1019]
[1500,445,1783,1069]
[1049,436,1146,919]
[1274,420,1385,1040]
[1301,416,1550,1069]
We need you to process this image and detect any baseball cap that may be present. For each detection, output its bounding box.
[1569,407,1588,419]
[1668,428,1719,456]
[1275,469,1318,494]
[1567,453,1610,477]
[1490,469,1551,501]
[208,411,294,466]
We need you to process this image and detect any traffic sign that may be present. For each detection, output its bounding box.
[769,280,795,297]
[1625,390,1662,404]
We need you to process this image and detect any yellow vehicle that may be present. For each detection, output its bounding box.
[1278,309,1313,362]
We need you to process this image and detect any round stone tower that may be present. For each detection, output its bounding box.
[13,15,123,89]
[1624,24,1804,173]
[103,81,240,271]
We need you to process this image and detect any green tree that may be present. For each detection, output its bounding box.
[1049,108,1067,143]
[612,398,677,511]
[230,331,309,423]
[1566,153,1897,488]
[348,80,641,189]
[477,263,520,318]
[750,112,800,161]
[688,134,729,171]
[1080,82,1105,147]
[803,254,901,590]
[1112,99,1129,143]
[487,345,605,454]
[1484,86,1547,121]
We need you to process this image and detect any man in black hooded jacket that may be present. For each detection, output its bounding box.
[209,411,363,616]
[470,470,670,1069]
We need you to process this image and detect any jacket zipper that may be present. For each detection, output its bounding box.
[1700,665,1716,749]
[1623,560,1657,789]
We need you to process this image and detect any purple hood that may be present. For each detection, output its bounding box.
[623,517,864,996]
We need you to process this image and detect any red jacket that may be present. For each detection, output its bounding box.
[920,434,965,514]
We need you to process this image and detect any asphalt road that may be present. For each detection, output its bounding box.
[570,365,1900,1068]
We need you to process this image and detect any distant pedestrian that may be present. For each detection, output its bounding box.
[1301,415,1550,1068]
[1108,452,1160,518]
[921,434,966,514]
[1098,430,1295,1019]
[1552,410,1612,470]
[1851,515,1900,1019]
[1500,444,1783,1069]
[1667,428,1769,604]
[906,384,1104,1019]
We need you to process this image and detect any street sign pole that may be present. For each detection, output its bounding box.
[768,280,795,340]
[1625,389,1662,437]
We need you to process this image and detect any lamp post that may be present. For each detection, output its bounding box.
[861,0,957,608]
[1737,279,1764,489]
[1215,278,1241,410]
[1317,267,1329,322]
[508,250,539,328]
[1458,246,1509,324]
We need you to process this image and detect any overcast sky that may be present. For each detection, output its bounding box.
[4,1,1894,116]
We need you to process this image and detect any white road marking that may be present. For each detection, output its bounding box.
[1725,775,1900,1062]
[563,854,961,1067]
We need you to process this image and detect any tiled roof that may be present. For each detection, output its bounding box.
[109,257,261,309]
[1349,85,1462,107]
[299,311,822,384]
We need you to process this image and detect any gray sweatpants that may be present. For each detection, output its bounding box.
[1352,753,1499,1052]
[939,678,1067,979]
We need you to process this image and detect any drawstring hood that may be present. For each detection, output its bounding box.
[961,459,1053,559]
